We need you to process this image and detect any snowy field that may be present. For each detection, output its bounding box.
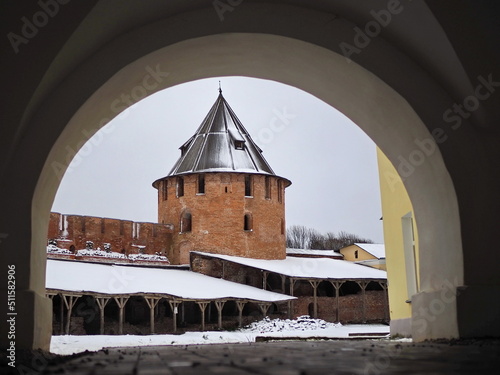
[50,316,392,355]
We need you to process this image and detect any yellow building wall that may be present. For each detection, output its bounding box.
[377,148,420,326]
[340,244,376,261]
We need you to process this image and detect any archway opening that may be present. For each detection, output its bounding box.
[34,33,462,349]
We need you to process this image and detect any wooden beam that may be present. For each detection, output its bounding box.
[258,302,272,318]
[289,278,296,319]
[308,280,320,318]
[262,271,268,290]
[196,301,210,331]
[61,294,81,335]
[214,300,226,329]
[379,281,389,323]
[236,300,246,327]
[168,300,181,333]
[59,294,64,335]
[95,297,111,335]
[289,278,296,296]
[144,297,161,334]
[330,281,343,323]
[114,296,130,335]
[281,274,286,294]
[356,281,369,323]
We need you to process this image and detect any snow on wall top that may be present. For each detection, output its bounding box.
[286,248,343,257]
[193,252,387,280]
[354,243,386,259]
[45,259,294,302]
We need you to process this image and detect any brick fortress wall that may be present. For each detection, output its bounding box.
[157,172,288,264]
[48,212,173,256]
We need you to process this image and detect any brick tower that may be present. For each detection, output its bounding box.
[153,90,291,264]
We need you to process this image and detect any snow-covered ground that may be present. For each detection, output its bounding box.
[50,316,392,355]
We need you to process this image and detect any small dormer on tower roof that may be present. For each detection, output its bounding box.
[162,91,287,180]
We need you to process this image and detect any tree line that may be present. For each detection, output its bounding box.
[286,225,372,251]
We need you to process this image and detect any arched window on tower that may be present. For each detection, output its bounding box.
[180,211,192,233]
[162,180,168,201]
[245,175,252,197]
[197,174,205,194]
[265,176,271,199]
[281,218,285,235]
[244,213,253,231]
[177,177,184,197]
[277,180,283,203]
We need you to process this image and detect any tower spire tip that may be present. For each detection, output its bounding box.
[218,81,222,94]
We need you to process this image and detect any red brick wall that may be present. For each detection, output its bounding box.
[48,212,173,256]
[157,172,288,264]
[292,292,388,323]
[191,253,263,288]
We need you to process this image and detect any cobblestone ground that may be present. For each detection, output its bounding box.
[5,339,500,375]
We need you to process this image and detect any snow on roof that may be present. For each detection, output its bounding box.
[193,252,387,280]
[354,243,386,259]
[45,259,294,302]
[286,248,343,257]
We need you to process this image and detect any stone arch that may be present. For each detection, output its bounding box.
[180,210,192,234]
[6,2,492,349]
[33,33,462,342]
[243,213,253,231]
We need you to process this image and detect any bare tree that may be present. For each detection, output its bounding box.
[286,225,372,250]
[286,225,313,249]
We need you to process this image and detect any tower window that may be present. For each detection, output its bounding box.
[177,177,184,197]
[281,219,285,235]
[235,140,245,150]
[265,176,271,199]
[181,211,192,233]
[244,214,252,231]
[245,175,252,197]
[197,174,205,194]
[162,180,168,200]
[354,250,359,259]
[277,180,283,203]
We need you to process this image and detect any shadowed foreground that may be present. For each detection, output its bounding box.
[4,339,499,375]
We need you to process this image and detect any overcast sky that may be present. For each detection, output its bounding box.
[52,77,384,243]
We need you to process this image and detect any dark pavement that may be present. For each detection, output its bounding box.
[4,339,500,375]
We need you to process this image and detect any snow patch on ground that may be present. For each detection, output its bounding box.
[244,315,341,333]
[50,316,391,355]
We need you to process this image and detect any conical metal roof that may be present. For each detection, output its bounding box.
[154,91,290,186]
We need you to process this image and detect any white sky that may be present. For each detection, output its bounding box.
[52,77,384,243]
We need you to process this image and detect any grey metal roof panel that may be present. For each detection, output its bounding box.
[197,133,233,171]
[161,92,288,180]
